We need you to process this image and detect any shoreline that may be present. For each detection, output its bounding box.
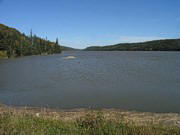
[0,53,56,60]
[1,104,180,127]
[1,104,180,134]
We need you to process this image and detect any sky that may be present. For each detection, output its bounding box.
[0,0,180,49]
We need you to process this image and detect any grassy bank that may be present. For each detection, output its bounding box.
[0,106,180,135]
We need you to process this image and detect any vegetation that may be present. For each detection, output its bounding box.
[0,106,180,135]
[61,45,79,51]
[84,39,180,51]
[0,24,62,58]
[0,51,8,58]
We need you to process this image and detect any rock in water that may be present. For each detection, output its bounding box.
[64,56,76,59]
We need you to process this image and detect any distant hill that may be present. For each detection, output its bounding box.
[84,39,180,51]
[0,24,74,58]
[61,46,78,51]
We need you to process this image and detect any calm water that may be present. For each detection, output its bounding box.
[0,51,180,112]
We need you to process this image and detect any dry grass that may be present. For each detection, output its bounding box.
[1,106,180,127]
[0,106,180,134]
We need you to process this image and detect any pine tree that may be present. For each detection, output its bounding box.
[30,29,33,54]
[56,38,59,45]
[30,29,32,39]
[45,37,47,52]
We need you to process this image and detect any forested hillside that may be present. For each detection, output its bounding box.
[61,46,79,51]
[0,24,61,58]
[84,39,180,51]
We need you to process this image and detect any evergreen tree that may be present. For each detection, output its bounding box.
[56,37,59,45]
[0,24,62,57]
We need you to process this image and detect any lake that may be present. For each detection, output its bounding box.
[0,51,180,112]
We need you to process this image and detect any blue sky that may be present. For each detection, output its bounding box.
[0,0,180,48]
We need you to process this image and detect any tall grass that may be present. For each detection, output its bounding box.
[0,111,180,135]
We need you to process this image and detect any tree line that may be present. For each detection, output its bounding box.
[0,24,61,58]
[84,39,180,51]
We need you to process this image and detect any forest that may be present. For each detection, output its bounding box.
[84,39,180,51]
[0,24,62,58]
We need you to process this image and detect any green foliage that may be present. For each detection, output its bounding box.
[0,51,7,58]
[85,39,180,51]
[76,112,105,129]
[0,24,61,58]
[0,111,180,135]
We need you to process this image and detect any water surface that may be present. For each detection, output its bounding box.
[0,51,180,112]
